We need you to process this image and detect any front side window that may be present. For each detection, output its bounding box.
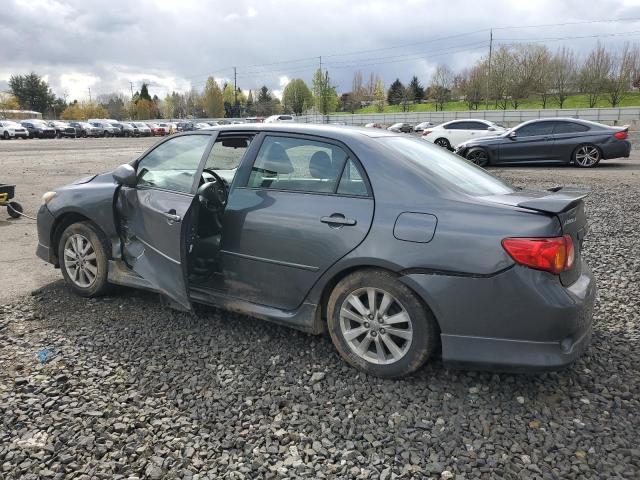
[516,122,555,137]
[445,122,464,130]
[204,136,253,172]
[466,121,489,130]
[248,136,348,194]
[136,135,210,193]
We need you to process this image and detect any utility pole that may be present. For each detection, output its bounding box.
[233,66,238,118]
[485,28,493,111]
[88,87,92,103]
[129,82,135,120]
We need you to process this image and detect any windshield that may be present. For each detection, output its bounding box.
[378,136,514,196]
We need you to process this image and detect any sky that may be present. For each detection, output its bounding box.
[2,0,640,102]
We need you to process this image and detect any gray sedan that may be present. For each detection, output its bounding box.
[36,124,595,378]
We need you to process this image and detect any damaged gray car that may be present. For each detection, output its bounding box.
[36,124,596,378]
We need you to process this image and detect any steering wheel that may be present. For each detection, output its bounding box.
[199,168,228,210]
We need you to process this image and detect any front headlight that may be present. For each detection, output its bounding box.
[42,191,57,204]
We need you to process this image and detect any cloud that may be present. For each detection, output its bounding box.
[2,0,640,103]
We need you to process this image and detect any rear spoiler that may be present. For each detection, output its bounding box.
[517,188,589,214]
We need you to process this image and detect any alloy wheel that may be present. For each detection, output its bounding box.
[467,149,488,166]
[339,287,413,365]
[435,138,450,149]
[575,145,600,167]
[63,234,98,288]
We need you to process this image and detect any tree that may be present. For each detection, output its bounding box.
[255,86,280,116]
[245,90,255,116]
[507,45,549,109]
[97,93,126,119]
[312,69,338,115]
[488,46,513,109]
[387,78,405,105]
[407,75,425,103]
[459,65,485,110]
[139,83,152,101]
[202,76,224,117]
[0,92,21,117]
[551,47,577,108]
[8,73,56,113]
[282,78,313,115]
[605,43,638,107]
[577,43,612,108]
[351,71,367,107]
[536,50,554,108]
[429,65,453,111]
[373,78,385,113]
[60,101,108,120]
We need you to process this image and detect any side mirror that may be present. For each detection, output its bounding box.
[508,130,517,138]
[112,164,137,187]
[488,126,496,131]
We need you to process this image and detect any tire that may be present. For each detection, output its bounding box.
[466,147,490,167]
[434,137,451,150]
[573,144,601,168]
[58,221,111,297]
[2,131,8,140]
[7,201,22,218]
[327,269,438,378]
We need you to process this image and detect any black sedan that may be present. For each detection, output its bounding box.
[455,118,631,168]
[48,121,77,138]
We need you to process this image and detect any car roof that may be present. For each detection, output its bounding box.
[516,117,612,129]
[200,122,402,139]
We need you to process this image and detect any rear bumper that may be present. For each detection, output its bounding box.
[401,264,596,371]
[602,140,631,159]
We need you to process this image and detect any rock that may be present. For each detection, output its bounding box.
[516,396,525,404]
[310,372,325,383]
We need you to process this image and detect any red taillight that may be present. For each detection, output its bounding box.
[502,234,574,274]
[613,130,628,140]
[422,130,432,136]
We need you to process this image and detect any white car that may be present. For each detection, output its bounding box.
[421,119,506,150]
[264,114,295,123]
[194,122,213,130]
[0,120,29,139]
[132,122,152,136]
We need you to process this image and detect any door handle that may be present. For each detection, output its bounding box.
[162,210,181,223]
[321,214,357,227]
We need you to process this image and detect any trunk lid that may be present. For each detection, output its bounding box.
[480,187,589,285]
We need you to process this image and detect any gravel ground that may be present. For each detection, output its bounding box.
[1,138,639,479]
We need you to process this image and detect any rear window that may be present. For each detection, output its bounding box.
[378,137,514,196]
[554,122,589,134]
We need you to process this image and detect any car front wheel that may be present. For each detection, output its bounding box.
[327,269,438,378]
[466,147,490,167]
[58,222,111,297]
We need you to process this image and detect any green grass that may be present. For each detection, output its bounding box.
[352,92,640,114]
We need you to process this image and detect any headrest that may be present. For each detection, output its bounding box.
[309,151,333,179]
[261,142,293,175]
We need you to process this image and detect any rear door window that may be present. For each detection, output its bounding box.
[337,159,369,196]
[465,121,489,130]
[554,122,590,134]
[247,136,348,194]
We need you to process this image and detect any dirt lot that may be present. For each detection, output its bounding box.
[1,137,639,479]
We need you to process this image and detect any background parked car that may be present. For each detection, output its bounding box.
[264,114,295,123]
[364,122,383,129]
[0,120,29,139]
[422,119,505,150]
[177,122,195,131]
[245,117,264,123]
[146,123,166,136]
[68,121,102,137]
[89,121,119,137]
[132,122,152,136]
[455,118,631,168]
[119,122,138,137]
[387,122,413,133]
[414,121,435,133]
[194,122,212,130]
[21,120,56,138]
[47,121,77,138]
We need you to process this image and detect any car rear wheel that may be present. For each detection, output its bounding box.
[58,222,111,297]
[2,131,9,140]
[327,269,438,378]
[573,144,601,168]
[466,147,490,167]
[434,137,451,150]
